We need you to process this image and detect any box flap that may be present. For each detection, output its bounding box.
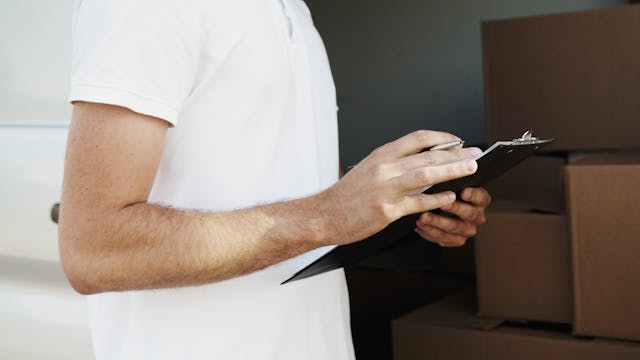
[395,287,502,330]
[568,151,640,165]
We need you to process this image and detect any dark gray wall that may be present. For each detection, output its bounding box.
[305,0,628,166]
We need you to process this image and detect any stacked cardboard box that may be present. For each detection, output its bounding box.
[483,4,640,152]
[475,200,572,324]
[475,155,572,325]
[393,289,640,360]
[566,153,640,341]
[476,2,640,343]
[394,4,640,359]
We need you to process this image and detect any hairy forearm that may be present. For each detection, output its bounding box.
[60,103,477,295]
[59,194,328,294]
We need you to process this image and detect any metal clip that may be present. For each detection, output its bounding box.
[513,129,538,144]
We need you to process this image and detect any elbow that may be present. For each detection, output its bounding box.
[65,263,101,295]
[67,272,100,296]
[59,248,102,295]
[60,260,100,295]
[58,228,104,296]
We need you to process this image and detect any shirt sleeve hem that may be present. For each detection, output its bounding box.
[69,84,179,127]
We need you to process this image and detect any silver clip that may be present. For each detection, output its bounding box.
[513,129,538,144]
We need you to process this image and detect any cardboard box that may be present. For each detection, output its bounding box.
[392,289,640,360]
[475,154,571,324]
[475,202,572,324]
[566,152,640,341]
[483,5,640,151]
[484,155,566,213]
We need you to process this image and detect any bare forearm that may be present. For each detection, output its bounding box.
[60,103,477,295]
[60,195,327,294]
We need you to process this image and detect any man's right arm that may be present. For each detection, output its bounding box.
[59,102,479,294]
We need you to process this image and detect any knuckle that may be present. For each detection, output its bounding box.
[370,146,385,157]
[376,202,397,222]
[413,130,431,141]
[414,130,433,144]
[413,168,432,185]
[422,152,438,166]
[443,199,457,211]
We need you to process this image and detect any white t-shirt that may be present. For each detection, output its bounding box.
[69,0,354,359]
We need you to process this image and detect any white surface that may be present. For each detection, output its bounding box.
[0,125,90,358]
[0,0,87,357]
[0,0,74,123]
[0,256,92,359]
[0,125,68,262]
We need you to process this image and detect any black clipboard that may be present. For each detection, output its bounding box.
[282,132,553,284]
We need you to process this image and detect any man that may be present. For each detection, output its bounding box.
[59,0,490,359]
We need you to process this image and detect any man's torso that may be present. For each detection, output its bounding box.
[70,0,353,358]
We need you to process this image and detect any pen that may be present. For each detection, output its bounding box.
[346,140,465,169]
[429,140,464,151]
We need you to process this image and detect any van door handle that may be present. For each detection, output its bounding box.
[51,203,60,224]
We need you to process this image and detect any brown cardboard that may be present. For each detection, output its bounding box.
[485,154,566,213]
[566,152,640,341]
[483,5,640,152]
[392,289,640,360]
[475,202,572,324]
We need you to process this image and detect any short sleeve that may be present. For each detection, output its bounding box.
[69,0,206,126]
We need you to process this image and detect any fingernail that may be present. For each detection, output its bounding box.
[421,213,432,224]
[462,188,471,199]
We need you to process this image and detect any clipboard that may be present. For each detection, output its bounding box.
[282,131,553,284]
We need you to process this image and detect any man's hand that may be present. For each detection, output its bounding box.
[317,130,482,245]
[415,187,491,247]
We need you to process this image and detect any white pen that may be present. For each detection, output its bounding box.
[347,140,466,170]
[429,140,464,151]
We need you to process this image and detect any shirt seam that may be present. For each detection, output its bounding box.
[70,82,181,114]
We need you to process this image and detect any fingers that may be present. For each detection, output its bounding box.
[397,147,482,172]
[414,187,492,247]
[393,158,478,193]
[415,225,467,247]
[401,191,456,215]
[417,212,477,238]
[460,187,492,207]
[380,130,461,158]
[440,200,487,224]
